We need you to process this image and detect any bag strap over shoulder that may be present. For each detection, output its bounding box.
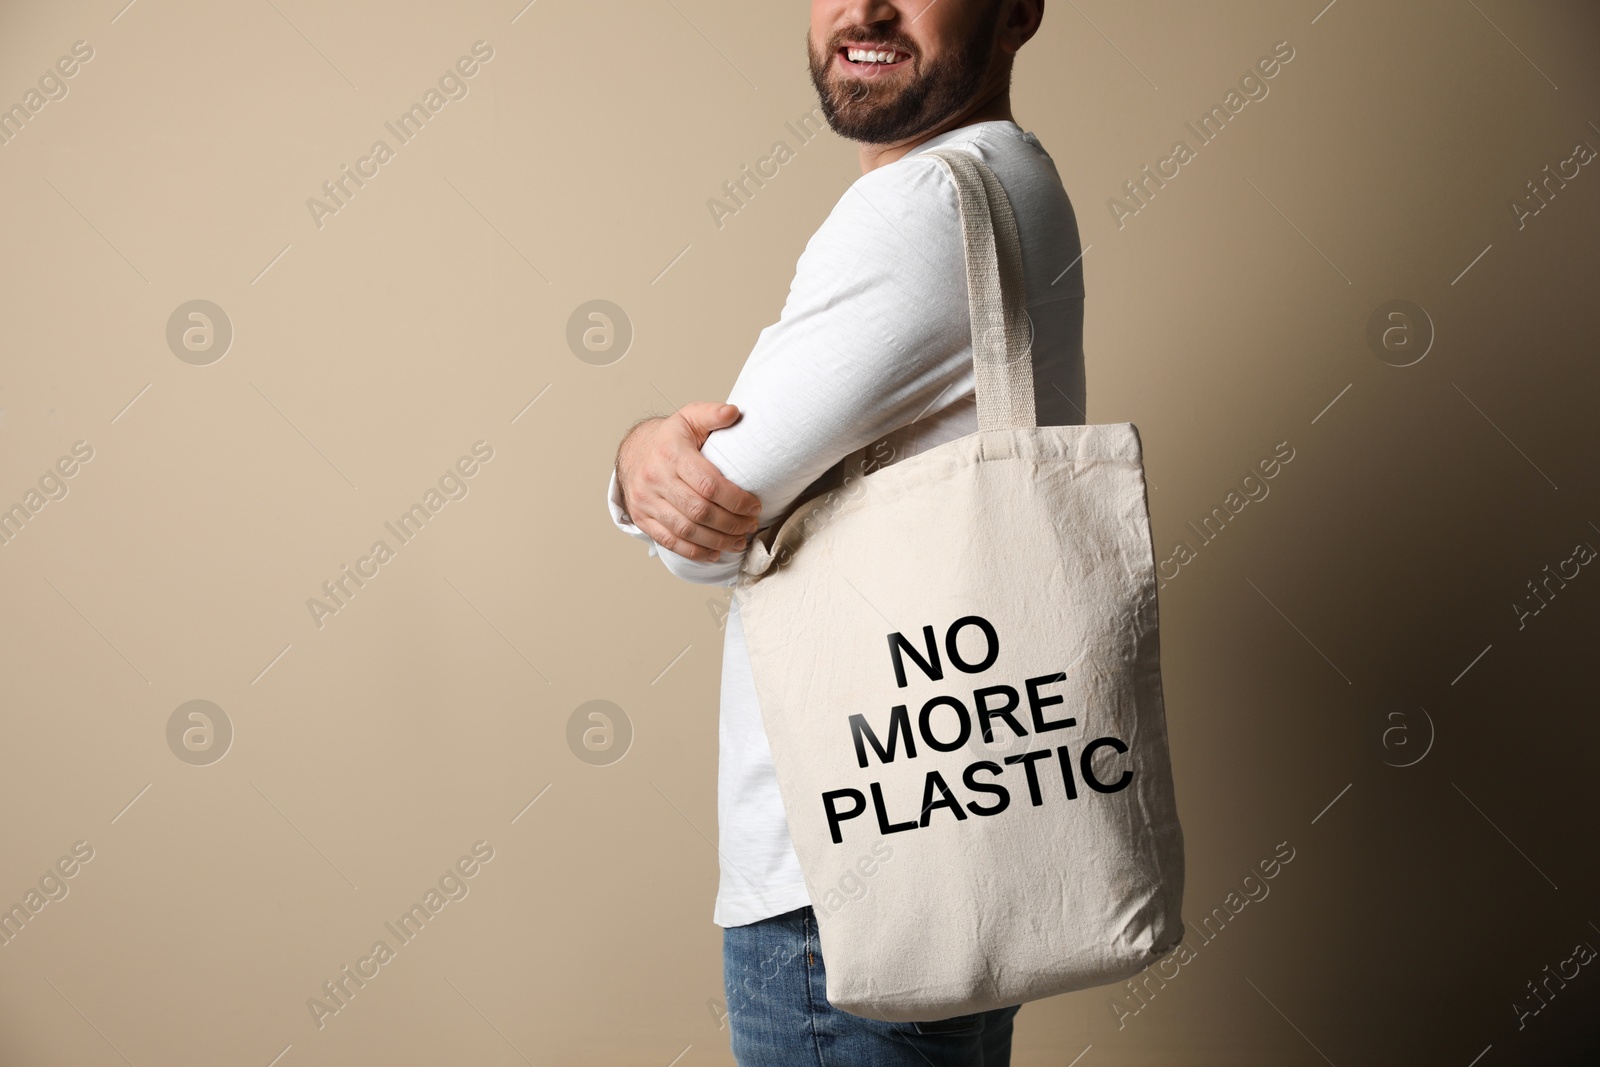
[926,147,1037,433]
[842,149,1037,481]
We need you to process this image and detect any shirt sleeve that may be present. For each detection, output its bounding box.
[636,153,976,587]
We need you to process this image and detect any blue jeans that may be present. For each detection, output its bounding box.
[723,906,1021,1066]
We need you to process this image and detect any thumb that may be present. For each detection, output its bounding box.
[678,401,742,440]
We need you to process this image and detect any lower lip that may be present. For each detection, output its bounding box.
[837,50,910,76]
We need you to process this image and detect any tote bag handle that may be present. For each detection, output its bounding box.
[927,147,1038,432]
[844,149,1037,481]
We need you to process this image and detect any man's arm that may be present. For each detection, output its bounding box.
[622,154,975,587]
[610,404,762,563]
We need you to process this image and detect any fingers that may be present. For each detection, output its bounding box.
[660,472,759,550]
[668,406,762,520]
[636,513,744,563]
[676,449,763,527]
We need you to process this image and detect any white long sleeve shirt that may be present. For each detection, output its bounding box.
[607,119,1086,927]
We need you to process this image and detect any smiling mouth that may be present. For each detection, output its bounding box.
[838,45,912,73]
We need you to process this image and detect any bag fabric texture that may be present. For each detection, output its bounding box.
[732,148,1185,1023]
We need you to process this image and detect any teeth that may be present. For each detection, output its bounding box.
[847,48,903,64]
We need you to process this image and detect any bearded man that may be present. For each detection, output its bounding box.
[607,2,1083,1061]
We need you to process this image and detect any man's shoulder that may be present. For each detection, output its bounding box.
[788,149,966,290]
[793,122,1075,299]
[826,122,1064,231]
[832,147,963,232]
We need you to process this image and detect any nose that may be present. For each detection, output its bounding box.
[837,0,902,32]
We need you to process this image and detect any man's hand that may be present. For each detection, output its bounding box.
[616,402,762,563]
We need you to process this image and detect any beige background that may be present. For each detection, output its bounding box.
[1,0,1597,1064]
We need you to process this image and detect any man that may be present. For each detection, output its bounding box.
[607,1,1082,1061]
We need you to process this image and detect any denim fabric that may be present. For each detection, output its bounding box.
[724,906,1021,1066]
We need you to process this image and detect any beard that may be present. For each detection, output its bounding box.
[807,6,1003,145]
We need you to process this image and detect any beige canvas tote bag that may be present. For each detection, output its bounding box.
[733,147,1185,1023]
